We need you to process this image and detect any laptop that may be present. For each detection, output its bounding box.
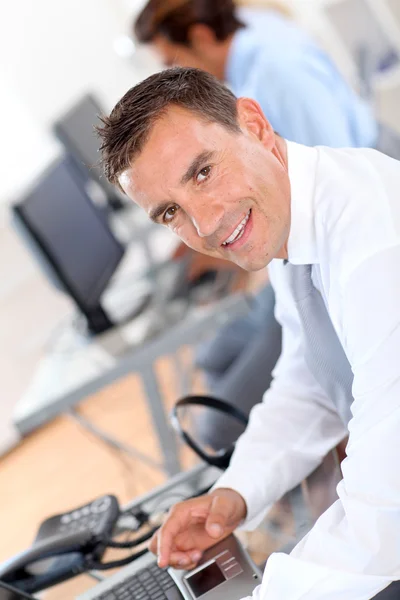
[77,535,261,600]
[0,536,260,600]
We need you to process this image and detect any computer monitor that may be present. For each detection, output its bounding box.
[0,580,36,600]
[53,94,125,211]
[12,157,126,335]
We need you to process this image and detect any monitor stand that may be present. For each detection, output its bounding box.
[83,287,153,337]
[84,305,115,335]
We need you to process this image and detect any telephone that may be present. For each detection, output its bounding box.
[0,495,120,594]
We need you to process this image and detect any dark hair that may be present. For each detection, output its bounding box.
[98,67,241,187]
[134,0,244,46]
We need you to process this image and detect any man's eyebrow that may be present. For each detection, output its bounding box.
[148,151,215,223]
[149,202,171,223]
[180,150,215,186]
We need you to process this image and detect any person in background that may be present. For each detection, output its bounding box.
[134,0,384,150]
[133,0,400,450]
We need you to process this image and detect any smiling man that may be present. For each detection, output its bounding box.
[117,100,290,272]
[98,68,400,599]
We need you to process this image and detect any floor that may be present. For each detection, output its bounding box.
[0,356,201,598]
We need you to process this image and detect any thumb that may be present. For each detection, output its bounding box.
[205,495,231,539]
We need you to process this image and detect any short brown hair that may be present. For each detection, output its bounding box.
[98,67,241,187]
[134,0,244,45]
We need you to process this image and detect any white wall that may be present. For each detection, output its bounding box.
[0,0,138,121]
[0,70,56,208]
[0,0,157,206]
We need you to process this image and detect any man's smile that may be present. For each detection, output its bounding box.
[221,209,252,250]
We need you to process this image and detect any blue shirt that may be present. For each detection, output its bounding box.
[226,9,378,148]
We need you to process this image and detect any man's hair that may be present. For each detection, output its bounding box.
[98,67,241,187]
[134,0,244,46]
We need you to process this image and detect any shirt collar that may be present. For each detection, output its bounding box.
[286,141,320,265]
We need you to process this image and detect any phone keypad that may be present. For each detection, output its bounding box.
[57,496,113,536]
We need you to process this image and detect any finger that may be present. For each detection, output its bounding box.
[168,550,203,570]
[157,496,213,567]
[205,495,232,539]
[174,523,219,552]
[157,504,192,568]
[149,530,159,555]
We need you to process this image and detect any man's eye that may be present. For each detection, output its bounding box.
[163,205,179,223]
[196,166,211,183]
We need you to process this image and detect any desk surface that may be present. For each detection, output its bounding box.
[14,294,249,434]
[13,293,250,476]
[41,454,341,599]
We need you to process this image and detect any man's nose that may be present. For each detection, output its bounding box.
[190,203,225,239]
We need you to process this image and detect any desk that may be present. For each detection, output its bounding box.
[42,454,342,599]
[13,294,249,476]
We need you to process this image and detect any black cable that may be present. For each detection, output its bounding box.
[105,526,159,548]
[102,483,214,555]
[85,482,216,573]
[86,548,149,571]
[117,483,214,532]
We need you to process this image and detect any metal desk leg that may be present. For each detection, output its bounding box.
[140,363,181,476]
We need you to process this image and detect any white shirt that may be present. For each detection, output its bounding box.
[214,141,400,599]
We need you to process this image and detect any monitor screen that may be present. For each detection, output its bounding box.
[15,158,124,310]
[54,94,114,193]
[0,581,36,600]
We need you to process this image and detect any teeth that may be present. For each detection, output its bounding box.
[222,211,250,246]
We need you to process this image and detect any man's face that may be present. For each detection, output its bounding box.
[119,101,291,271]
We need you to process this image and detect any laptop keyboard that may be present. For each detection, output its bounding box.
[96,562,183,600]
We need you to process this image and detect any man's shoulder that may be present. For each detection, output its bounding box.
[314,146,400,285]
[314,145,399,216]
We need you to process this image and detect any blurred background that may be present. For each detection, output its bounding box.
[3,0,400,454]
[1,0,400,596]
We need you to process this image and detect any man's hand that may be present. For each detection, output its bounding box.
[149,488,247,569]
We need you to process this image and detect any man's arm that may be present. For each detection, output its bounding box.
[240,248,400,600]
[148,261,345,572]
[214,261,347,528]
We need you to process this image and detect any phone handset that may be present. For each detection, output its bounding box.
[0,529,96,593]
[0,494,121,594]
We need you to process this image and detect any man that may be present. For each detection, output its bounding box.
[133,0,400,445]
[98,68,400,599]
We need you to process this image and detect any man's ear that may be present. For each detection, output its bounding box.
[236,97,275,149]
[188,23,218,51]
